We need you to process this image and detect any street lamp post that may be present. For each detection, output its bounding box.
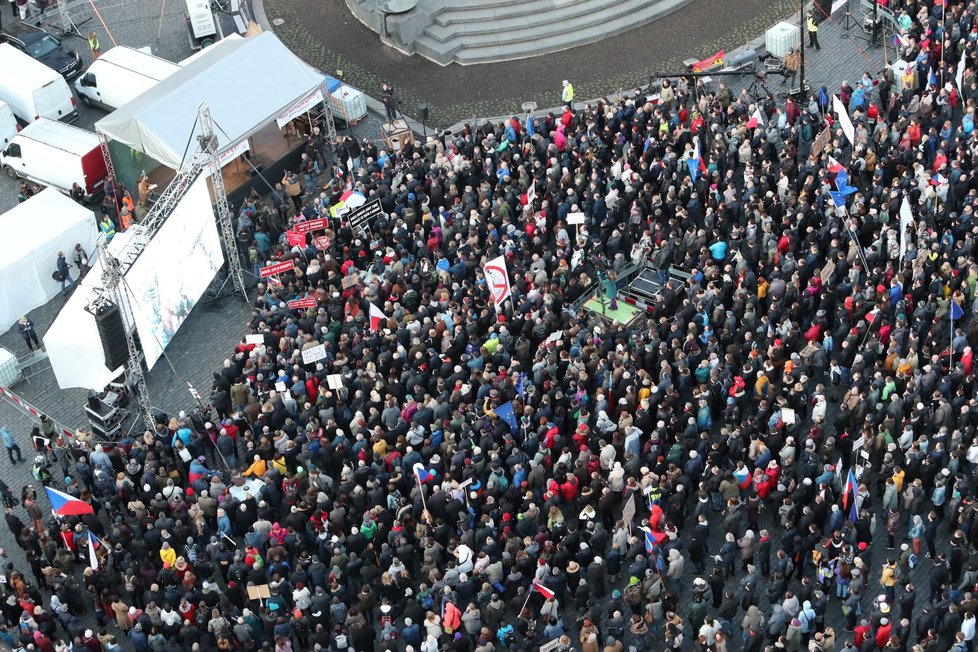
[799,0,806,96]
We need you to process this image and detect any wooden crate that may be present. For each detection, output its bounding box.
[382,118,414,153]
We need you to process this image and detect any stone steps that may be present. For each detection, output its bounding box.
[413,0,688,65]
[428,0,616,38]
[432,0,579,27]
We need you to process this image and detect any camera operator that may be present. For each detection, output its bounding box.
[381,83,399,121]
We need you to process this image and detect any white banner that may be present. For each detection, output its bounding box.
[899,196,914,260]
[301,343,327,364]
[276,89,326,129]
[957,54,967,96]
[483,254,512,307]
[833,94,855,146]
[217,138,250,168]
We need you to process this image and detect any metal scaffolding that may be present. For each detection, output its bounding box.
[319,80,338,146]
[84,104,248,430]
[55,0,82,37]
[91,252,155,430]
[198,104,246,301]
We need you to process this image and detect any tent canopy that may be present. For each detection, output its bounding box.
[95,33,323,170]
[0,189,97,332]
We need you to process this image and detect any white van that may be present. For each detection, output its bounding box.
[0,119,107,200]
[74,46,181,111]
[0,101,17,148]
[0,44,77,124]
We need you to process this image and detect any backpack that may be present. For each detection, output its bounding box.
[908,553,918,570]
[419,590,433,610]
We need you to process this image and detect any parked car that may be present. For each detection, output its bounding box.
[0,24,82,79]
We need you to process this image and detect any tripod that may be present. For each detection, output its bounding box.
[840,0,855,33]
[855,0,882,48]
[747,70,772,102]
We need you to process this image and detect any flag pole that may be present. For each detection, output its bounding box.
[518,583,535,619]
[951,310,955,368]
[414,467,431,522]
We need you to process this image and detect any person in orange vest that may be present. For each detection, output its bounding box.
[119,206,133,231]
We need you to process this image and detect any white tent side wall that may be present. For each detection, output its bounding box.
[44,229,139,390]
[0,189,98,332]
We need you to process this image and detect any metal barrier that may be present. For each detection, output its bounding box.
[0,385,77,441]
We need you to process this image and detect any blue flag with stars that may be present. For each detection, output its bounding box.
[515,372,527,397]
[494,401,519,434]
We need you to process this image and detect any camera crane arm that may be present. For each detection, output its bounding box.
[654,68,761,79]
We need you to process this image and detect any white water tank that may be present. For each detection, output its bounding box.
[766,21,801,58]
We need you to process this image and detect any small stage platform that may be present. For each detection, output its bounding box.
[583,297,642,325]
[570,262,688,324]
[618,267,687,312]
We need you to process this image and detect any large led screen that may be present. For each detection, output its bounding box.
[124,176,222,370]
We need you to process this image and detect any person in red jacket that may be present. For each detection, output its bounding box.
[559,473,579,503]
[853,619,870,647]
[442,600,461,634]
[875,617,892,648]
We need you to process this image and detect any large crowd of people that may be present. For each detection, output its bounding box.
[2,0,978,650]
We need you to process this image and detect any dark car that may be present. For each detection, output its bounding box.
[0,26,82,79]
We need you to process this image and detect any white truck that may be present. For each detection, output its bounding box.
[0,101,18,148]
[0,43,77,124]
[0,118,107,201]
[74,46,182,111]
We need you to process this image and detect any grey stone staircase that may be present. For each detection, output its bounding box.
[407,0,690,65]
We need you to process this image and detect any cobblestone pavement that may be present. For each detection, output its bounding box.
[265,0,799,126]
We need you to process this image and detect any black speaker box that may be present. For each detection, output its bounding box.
[95,303,129,369]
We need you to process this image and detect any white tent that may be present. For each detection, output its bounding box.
[95,32,324,170]
[0,189,98,332]
[44,229,140,389]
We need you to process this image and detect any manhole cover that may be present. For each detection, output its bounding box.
[272,17,285,26]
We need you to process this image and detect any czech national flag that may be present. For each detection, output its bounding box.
[642,527,667,553]
[45,486,94,516]
[532,581,555,600]
[369,302,388,331]
[827,156,844,174]
[88,531,100,570]
[842,468,857,510]
[413,463,437,484]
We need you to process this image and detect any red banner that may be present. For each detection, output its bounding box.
[293,218,327,234]
[286,230,305,247]
[315,236,331,250]
[691,49,725,73]
[259,260,295,277]
[288,297,318,309]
